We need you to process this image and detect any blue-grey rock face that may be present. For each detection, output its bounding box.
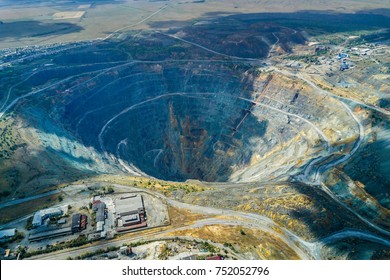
[41,58,358,183]
[63,62,268,181]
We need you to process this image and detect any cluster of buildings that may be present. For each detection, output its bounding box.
[15,191,149,246]
[337,53,351,71]
[0,41,87,70]
[348,46,375,56]
[309,40,386,72]
[0,228,20,259]
[28,205,88,242]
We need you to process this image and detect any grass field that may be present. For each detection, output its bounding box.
[0,193,62,224]
[0,0,389,49]
[53,11,85,20]
[167,224,301,259]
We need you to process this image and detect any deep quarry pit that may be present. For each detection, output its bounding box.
[67,63,268,182]
[56,61,357,183]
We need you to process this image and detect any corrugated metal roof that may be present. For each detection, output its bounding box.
[0,228,16,239]
[28,227,72,241]
[122,214,139,222]
[95,202,105,222]
[57,218,66,224]
[96,221,104,232]
[115,195,144,216]
[32,207,63,226]
[72,213,81,227]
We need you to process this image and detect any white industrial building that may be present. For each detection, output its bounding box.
[115,195,145,218]
[32,206,68,227]
[96,221,104,232]
[115,194,146,231]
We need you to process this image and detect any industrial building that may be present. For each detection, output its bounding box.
[115,194,147,232]
[0,228,16,239]
[57,218,67,225]
[32,206,67,227]
[28,212,87,242]
[337,53,349,60]
[92,200,106,232]
[340,60,349,71]
[28,227,72,242]
[71,214,87,233]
